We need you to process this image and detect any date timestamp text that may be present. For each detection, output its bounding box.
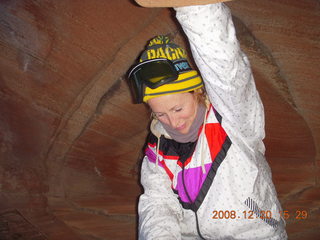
[212,210,308,220]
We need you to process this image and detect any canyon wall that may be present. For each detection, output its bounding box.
[0,0,319,239]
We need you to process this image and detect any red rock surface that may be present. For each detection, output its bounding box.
[0,0,319,239]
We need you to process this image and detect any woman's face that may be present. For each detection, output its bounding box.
[148,92,198,134]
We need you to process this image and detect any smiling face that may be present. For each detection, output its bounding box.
[147,92,198,134]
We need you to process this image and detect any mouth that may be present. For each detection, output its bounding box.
[175,123,186,131]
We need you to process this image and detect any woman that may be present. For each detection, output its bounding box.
[128,2,287,239]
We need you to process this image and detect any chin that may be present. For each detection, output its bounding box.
[178,127,190,135]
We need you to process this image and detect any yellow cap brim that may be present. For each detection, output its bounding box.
[143,70,203,102]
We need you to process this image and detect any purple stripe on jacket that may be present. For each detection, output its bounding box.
[146,146,211,203]
[145,147,164,168]
[176,163,212,203]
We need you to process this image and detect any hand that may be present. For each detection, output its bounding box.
[135,0,233,8]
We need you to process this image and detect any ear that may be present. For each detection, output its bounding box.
[134,0,233,8]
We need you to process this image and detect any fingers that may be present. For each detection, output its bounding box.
[135,0,232,8]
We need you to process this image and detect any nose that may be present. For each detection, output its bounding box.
[167,113,178,129]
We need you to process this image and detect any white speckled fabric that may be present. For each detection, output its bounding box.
[138,3,287,240]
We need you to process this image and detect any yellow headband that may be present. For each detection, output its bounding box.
[143,70,203,102]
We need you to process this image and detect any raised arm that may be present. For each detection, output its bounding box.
[175,3,266,151]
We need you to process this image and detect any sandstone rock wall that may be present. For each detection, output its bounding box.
[0,0,319,239]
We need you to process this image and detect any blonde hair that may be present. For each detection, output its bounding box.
[192,87,209,107]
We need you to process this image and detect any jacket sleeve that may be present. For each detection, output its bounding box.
[175,3,266,152]
[138,155,183,240]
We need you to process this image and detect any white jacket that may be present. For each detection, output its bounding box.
[138,3,287,240]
